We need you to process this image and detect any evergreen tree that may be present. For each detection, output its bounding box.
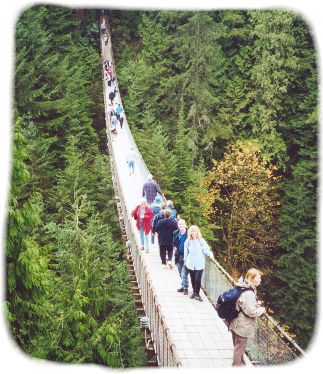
[181,161,217,244]
[44,191,145,366]
[171,99,192,212]
[266,14,318,348]
[248,10,300,166]
[11,6,147,365]
[134,122,177,198]
[172,12,230,164]
[6,118,53,351]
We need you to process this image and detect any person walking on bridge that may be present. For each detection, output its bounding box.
[126,148,137,175]
[184,225,214,302]
[150,195,162,245]
[142,174,162,205]
[152,202,166,242]
[131,198,154,253]
[109,88,117,105]
[115,103,123,124]
[166,200,177,219]
[173,219,189,295]
[156,209,178,269]
[229,268,265,366]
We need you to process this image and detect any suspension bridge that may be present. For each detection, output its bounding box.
[100,14,305,368]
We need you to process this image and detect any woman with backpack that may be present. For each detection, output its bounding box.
[184,225,214,302]
[229,268,265,366]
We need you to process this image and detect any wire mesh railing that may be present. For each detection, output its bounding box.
[100,23,181,368]
[101,14,306,368]
[202,257,306,365]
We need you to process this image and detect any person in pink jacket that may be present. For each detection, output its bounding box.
[229,268,266,366]
[131,198,154,253]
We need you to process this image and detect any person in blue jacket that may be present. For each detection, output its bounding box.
[184,225,214,301]
[166,200,177,219]
[152,202,166,234]
[115,103,123,123]
[173,219,189,295]
[150,195,162,245]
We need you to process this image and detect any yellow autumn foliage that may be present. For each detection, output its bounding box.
[205,139,281,274]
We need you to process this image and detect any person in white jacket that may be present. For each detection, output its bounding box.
[229,268,266,366]
[184,225,214,301]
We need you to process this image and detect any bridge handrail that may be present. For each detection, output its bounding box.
[101,22,181,368]
[101,15,305,367]
[203,256,306,365]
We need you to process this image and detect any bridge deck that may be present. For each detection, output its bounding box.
[100,32,250,368]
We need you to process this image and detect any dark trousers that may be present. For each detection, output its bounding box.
[159,245,173,265]
[231,331,248,366]
[188,269,203,296]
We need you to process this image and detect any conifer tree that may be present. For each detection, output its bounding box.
[266,14,318,348]
[172,12,229,164]
[134,122,176,198]
[11,6,147,365]
[6,118,53,351]
[181,161,216,244]
[248,10,300,166]
[171,99,192,212]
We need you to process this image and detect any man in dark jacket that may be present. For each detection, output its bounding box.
[152,203,166,234]
[109,88,117,105]
[142,174,162,204]
[156,209,178,269]
[173,219,189,294]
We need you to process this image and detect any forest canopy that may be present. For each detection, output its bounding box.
[6,5,317,367]
[110,8,317,348]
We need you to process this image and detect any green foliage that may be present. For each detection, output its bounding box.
[10,5,318,356]
[44,190,144,366]
[6,118,53,350]
[134,123,177,198]
[10,5,146,367]
[264,14,318,348]
[181,161,217,244]
[171,99,193,211]
[172,12,231,163]
[114,9,317,349]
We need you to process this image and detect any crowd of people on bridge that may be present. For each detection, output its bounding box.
[131,173,215,302]
[130,173,265,366]
[102,59,125,140]
[101,34,265,367]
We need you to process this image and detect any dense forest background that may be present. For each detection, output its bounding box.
[7,6,146,367]
[6,4,317,366]
[109,9,317,348]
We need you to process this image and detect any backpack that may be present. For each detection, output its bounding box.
[215,286,253,323]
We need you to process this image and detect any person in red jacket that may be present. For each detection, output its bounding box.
[131,198,154,253]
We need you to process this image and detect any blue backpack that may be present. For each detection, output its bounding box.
[215,286,253,323]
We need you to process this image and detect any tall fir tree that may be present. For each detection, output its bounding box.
[6,118,53,352]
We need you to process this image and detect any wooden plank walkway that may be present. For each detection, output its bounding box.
[101,32,251,368]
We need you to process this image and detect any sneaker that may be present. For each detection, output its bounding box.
[195,294,203,302]
[177,288,184,293]
[161,264,167,269]
[183,289,188,295]
[190,293,196,299]
[167,261,173,269]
